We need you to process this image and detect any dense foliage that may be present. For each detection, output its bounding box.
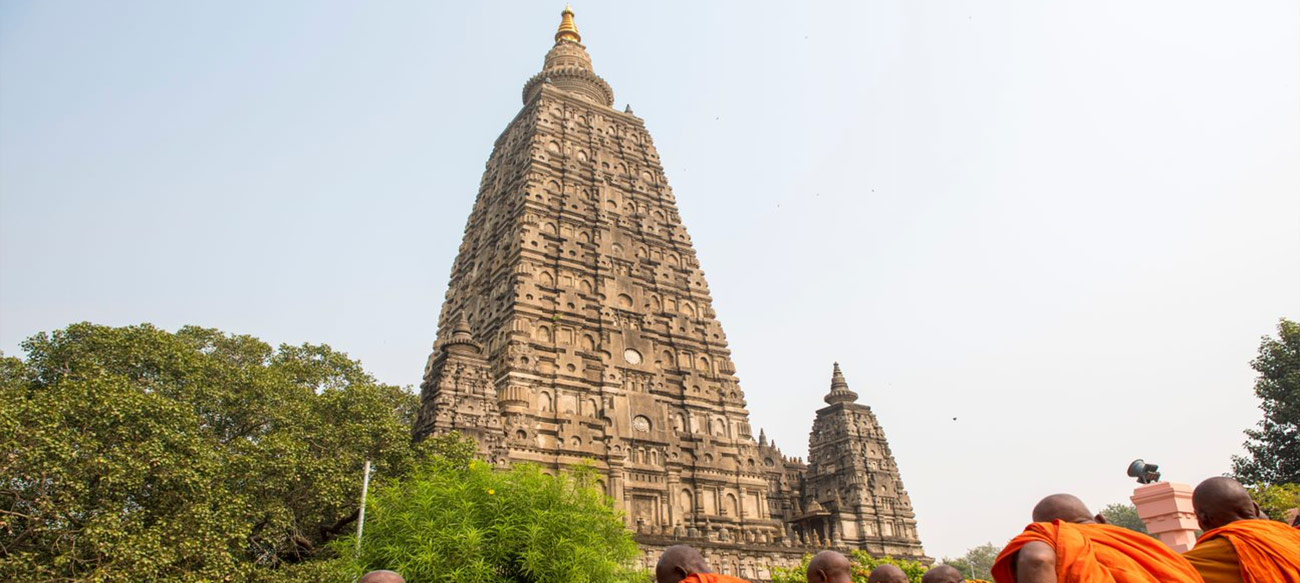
[1232,318,1300,485]
[1099,503,1149,535]
[349,437,643,583]
[770,550,928,583]
[1247,483,1300,522]
[0,323,422,582]
[939,542,1000,581]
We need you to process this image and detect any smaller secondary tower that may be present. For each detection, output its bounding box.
[792,364,925,557]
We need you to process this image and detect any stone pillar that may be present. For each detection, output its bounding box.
[666,476,679,529]
[609,457,626,513]
[657,492,668,531]
[1131,482,1198,552]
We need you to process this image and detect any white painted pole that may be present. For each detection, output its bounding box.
[355,459,372,555]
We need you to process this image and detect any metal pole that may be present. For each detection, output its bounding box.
[355,459,372,555]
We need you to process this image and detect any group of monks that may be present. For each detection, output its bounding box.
[352,476,1295,583]
[655,545,965,583]
[653,476,1300,583]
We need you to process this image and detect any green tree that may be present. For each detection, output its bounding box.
[939,542,1000,581]
[349,439,642,583]
[1232,318,1300,485]
[0,323,421,582]
[1099,503,1149,535]
[1246,483,1300,522]
[770,551,928,583]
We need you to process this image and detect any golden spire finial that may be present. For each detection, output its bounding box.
[555,4,581,44]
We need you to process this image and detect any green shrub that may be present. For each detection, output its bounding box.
[939,542,1001,581]
[348,449,642,583]
[1247,482,1300,521]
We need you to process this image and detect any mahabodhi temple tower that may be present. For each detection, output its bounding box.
[413,7,927,577]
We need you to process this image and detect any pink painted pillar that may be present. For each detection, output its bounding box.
[1130,482,1199,552]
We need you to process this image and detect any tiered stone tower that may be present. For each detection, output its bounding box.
[414,7,927,577]
[797,364,924,558]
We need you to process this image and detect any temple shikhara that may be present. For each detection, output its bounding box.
[413,7,927,577]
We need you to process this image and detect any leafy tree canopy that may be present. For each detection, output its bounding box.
[770,550,928,583]
[1232,318,1300,485]
[348,435,643,583]
[0,323,422,582]
[1098,503,1149,535]
[939,542,1000,581]
[1247,483,1300,522]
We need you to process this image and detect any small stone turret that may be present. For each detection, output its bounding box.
[443,312,483,355]
[824,362,859,404]
[412,313,506,462]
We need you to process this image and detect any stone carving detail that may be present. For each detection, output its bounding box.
[632,415,651,432]
[414,5,927,571]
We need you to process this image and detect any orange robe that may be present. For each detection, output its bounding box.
[682,573,754,583]
[991,521,1204,583]
[1184,537,1243,583]
[1185,519,1300,583]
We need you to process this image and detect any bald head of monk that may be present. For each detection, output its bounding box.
[922,564,965,583]
[1192,476,1262,531]
[867,564,909,583]
[807,550,853,583]
[358,570,404,583]
[1031,493,1105,525]
[655,544,711,583]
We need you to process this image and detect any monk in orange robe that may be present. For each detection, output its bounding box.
[655,545,753,583]
[1183,476,1300,583]
[991,493,1203,583]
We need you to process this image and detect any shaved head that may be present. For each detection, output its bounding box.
[358,571,404,583]
[1032,493,1099,524]
[1192,476,1261,531]
[922,564,966,583]
[868,564,910,583]
[808,550,853,583]
[655,545,711,583]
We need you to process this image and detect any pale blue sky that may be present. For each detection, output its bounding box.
[2,0,1297,561]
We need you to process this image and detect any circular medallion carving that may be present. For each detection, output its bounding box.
[632,415,651,432]
[623,348,642,365]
